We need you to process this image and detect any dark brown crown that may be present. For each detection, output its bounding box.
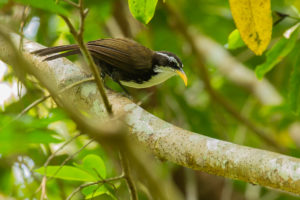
[152,51,183,70]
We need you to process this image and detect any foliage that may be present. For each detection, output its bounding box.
[0,109,63,155]
[255,24,300,79]
[227,29,245,50]
[14,0,69,15]
[36,154,116,199]
[128,0,158,24]
[229,0,272,55]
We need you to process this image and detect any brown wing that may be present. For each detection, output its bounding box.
[87,38,154,72]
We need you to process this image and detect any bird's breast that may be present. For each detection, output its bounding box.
[120,71,175,88]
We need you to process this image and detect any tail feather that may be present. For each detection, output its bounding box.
[32,44,79,56]
[43,49,81,61]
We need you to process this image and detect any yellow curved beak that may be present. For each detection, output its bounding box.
[176,69,188,87]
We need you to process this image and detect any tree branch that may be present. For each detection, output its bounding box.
[0,33,299,195]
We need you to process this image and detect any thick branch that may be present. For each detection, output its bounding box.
[0,34,299,195]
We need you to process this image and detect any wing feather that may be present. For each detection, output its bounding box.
[87,38,154,72]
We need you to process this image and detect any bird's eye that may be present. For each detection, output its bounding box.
[173,62,180,69]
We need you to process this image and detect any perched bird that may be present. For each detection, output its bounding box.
[33,38,187,90]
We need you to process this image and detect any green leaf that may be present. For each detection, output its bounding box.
[82,154,107,178]
[14,0,69,15]
[0,113,63,155]
[26,131,62,143]
[35,166,97,182]
[227,29,245,50]
[73,154,107,180]
[288,48,300,114]
[255,25,300,79]
[128,0,158,24]
[82,185,117,200]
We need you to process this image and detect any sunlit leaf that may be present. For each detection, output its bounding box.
[255,25,300,79]
[229,0,272,55]
[35,166,97,182]
[25,131,62,143]
[227,29,245,50]
[14,0,69,15]
[128,0,158,24]
[82,154,107,179]
[290,0,300,12]
[82,185,118,200]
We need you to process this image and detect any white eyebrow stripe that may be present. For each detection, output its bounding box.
[156,52,179,66]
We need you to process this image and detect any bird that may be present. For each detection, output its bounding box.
[32,38,187,91]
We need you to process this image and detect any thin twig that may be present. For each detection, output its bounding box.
[16,95,50,119]
[78,0,86,37]
[60,0,79,8]
[16,77,95,119]
[19,6,29,51]
[44,133,82,168]
[120,151,138,200]
[47,138,94,181]
[35,133,81,199]
[59,0,113,115]
[38,138,94,199]
[59,77,94,93]
[40,176,47,200]
[66,175,125,200]
[92,168,118,191]
[17,6,29,100]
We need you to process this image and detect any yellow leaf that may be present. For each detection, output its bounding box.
[229,0,272,55]
[292,0,300,11]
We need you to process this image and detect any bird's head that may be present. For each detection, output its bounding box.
[152,51,187,86]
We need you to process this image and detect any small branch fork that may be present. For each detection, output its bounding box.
[66,174,125,200]
[65,151,139,200]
